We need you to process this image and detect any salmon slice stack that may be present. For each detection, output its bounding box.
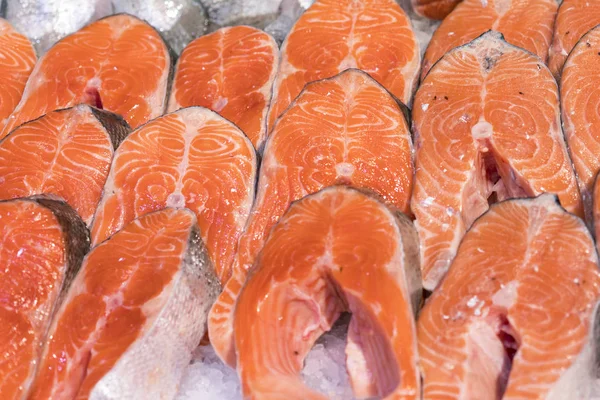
[0,19,36,132]
[0,196,89,399]
[209,69,414,367]
[168,26,278,150]
[560,26,600,225]
[412,31,583,291]
[0,14,171,139]
[418,194,600,399]
[412,0,461,20]
[548,0,600,79]
[0,105,130,225]
[422,0,557,79]
[28,208,220,400]
[235,186,422,399]
[90,106,257,284]
[266,0,420,134]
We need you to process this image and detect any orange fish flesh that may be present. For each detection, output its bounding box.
[418,194,600,399]
[0,196,89,399]
[28,208,220,400]
[0,105,130,225]
[168,25,278,150]
[235,186,422,399]
[208,68,415,367]
[412,31,583,291]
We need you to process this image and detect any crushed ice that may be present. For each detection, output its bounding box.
[176,316,355,400]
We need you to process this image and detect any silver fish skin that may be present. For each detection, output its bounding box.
[199,0,281,31]
[5,0,112,55]
[112,0,208,55]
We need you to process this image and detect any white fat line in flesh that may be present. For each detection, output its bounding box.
[165,122,196,209]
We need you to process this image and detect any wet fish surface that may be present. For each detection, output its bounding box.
[412,31,582,291]
[235,186,422,399]
[548,0,600,79]
[28,208,220,399]
[1,14,171,139]
[0,18,36,132]
[168,26,278,150]
[0,195,89,399]
[561,26,600,226]
[422,0,558,78]
[208,69,415,368]
[0,105,130,225]
[90,106,257,285]
[266,0,420,134]
[418,194,600,399]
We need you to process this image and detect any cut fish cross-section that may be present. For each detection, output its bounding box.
[412,31,583,291]
[0,13,171,139]
[168,25,279,150]
[548,0,600,79]
[0,105,131,225]
[28,208,220,400]
[560,25,600,226]
[0,195,89,400]
[418,194,600,399]
[235,186,422,400]
[421,0,558,79]
[0,18,36,132]
[90,106,257,285]
[266,0,420,134]
[208,68,415,367]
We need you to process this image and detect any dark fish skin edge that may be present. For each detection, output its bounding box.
[0,194,90,392]
[17,194,91,311]
[89,106,132,150]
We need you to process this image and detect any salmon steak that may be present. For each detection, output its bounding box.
[28,208,220,400]
[168,25,278,150]
[411,0,461,20]
[412,31,583,291]
[0,14,171,139]
[235,186,422,400]
[0,19,36,132]
[90,106,257,284]
[0,105,130,225]
[266,0,420,134]
[209,69,414,367]
[418,194,600,399]
[548,0,600,79]
[0,196,89,399]
[560,26,600,224]
[422,0,558,79]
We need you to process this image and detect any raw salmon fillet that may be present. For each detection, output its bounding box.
[418,194,600,399]
[209,69,414,367]
[548,0,600,79]
[0,105,130,225]
[412,0,461,20]
[266,0,420,134]
[90,106,257,284]
[235,186,422,400]
[28,208,220,400]
[0,19,36,132]
[422,0,557,78]
[0,196,89,399]
[412,31,583,291]
[167,25,278,150]
[560,26,600,225]
[0,14,171,139]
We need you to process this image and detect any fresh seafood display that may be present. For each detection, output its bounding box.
[1,0,600,399]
